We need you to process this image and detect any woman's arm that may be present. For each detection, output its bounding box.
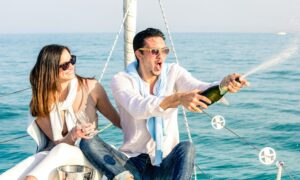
[90,80,121,129]
[35,117,74,145]
[35,117,90,145]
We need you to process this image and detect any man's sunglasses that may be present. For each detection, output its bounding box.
[59,55,76,71]
[138,47,170,56]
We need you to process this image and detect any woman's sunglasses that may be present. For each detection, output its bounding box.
[59,55,76,71]
[138,47,170,56]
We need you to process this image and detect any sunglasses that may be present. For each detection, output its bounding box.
[59,55,76,71]
[138,47,170,56]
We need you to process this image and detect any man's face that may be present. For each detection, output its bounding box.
[136,36,169,78]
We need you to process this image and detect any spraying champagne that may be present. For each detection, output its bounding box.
[198,44,298,106]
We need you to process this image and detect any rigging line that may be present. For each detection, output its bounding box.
[98,123,113,133]
[195,164,212,180]
[223,126,260,152]
[282,166,295,180]
[200,108,297,180]
[0,87,30,98]
[97,0,134,82]
[181,107,198,180]
[158,0,179,65]
[158,0,200,178]
[200,107,261,152]
[158,0,199,178]
[181,107,193,143]
[0,123,113,144]
[0,134,30,144]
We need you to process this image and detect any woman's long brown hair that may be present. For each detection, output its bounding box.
[29,44,84,117]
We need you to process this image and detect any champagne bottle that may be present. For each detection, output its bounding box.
[198,85,228,105]
[198,77,240,106]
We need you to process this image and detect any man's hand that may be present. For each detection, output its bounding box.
[179,89,211,112]
[220,73,249,93]
[160,89,211,112]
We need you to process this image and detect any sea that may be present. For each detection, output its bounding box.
[0,33,299,179]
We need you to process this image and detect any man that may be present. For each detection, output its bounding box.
[110,27,248,179]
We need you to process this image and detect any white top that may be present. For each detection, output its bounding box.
[27,78,98,152]
[27,78,79,151]
[111,63,218,164]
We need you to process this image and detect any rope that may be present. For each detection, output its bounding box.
[158,0,180,65]
[282,166,295,180]
[97,0,134,82]
[0,134,30,144]
[99,123,113,133]
[182,108,199,179]
[0,87,30,98]
[181,108,193,142]
[0,123,114,144]
[158,0,199,178]
[201,109,261,151]
[200,108,264,152]
[195,164,212,180]
[199,107,296,180]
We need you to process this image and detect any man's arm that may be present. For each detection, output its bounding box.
[159,90,211,112]
[171,64,248,110]
[174,64,216,93]
[111,72,167,119]
[174,64,248,93]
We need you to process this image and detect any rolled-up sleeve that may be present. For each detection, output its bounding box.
[111,72,165,119]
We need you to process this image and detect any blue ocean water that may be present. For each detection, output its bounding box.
[0,33,299,179]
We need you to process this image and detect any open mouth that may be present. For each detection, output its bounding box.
[156,62,162,69]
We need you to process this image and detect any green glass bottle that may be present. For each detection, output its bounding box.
[198,85,228,105]
[199,78,240,105]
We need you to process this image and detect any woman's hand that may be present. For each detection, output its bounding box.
[71,122,96,141]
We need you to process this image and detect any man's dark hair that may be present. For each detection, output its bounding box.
[133,28,165,52]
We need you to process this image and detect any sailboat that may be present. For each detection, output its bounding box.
[0,0,298,179]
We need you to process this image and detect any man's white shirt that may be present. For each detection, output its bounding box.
[111,63,217,164]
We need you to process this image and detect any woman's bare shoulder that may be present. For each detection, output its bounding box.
[85,78,105,88]
[84,79,106,99]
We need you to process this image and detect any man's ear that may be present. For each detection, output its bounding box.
[135,50,143,61]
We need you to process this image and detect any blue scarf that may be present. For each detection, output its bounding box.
[126,61,169,166]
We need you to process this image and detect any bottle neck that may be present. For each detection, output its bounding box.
[219,85,228,95]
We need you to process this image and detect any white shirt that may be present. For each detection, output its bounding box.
[111,63,217,164]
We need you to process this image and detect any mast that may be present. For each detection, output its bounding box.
[123,0,137,68]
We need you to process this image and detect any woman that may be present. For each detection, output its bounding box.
[0,44,132,179]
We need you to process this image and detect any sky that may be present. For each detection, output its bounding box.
[0,0,299,33]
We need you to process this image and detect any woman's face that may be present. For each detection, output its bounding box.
[58,49,76,82]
